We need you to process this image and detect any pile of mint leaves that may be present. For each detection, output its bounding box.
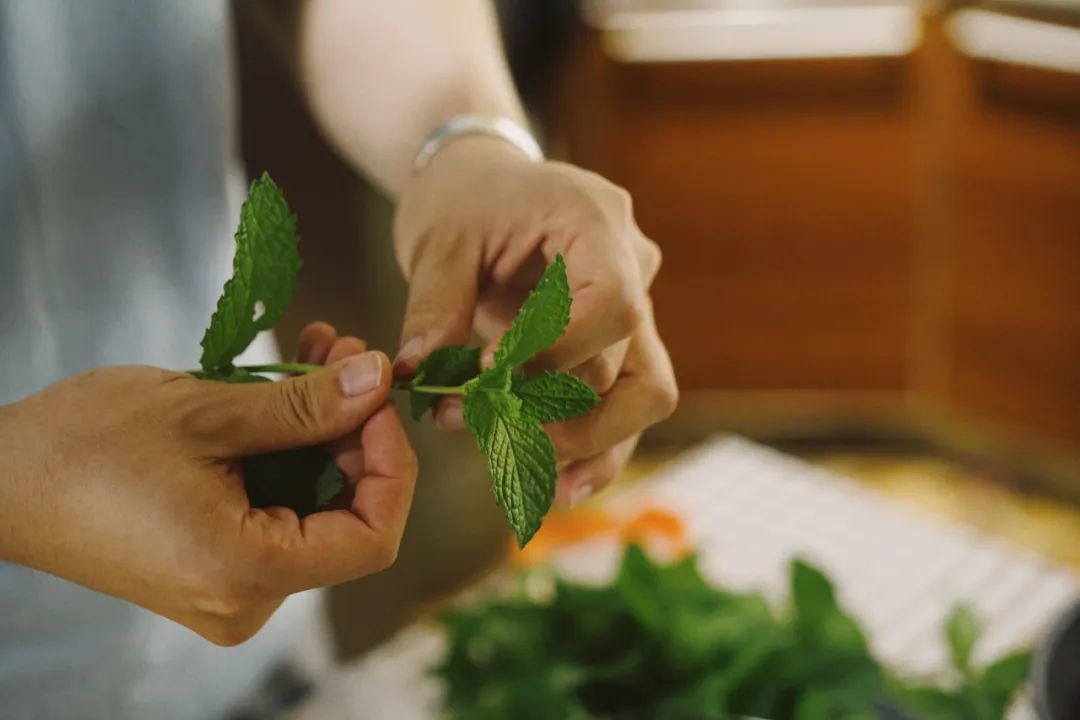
[193,173,597,542]
[437,545,1031,720]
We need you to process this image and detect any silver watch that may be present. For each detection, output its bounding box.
[412,114,543,171]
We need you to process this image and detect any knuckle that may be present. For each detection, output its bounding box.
[271,379,324,433]
[369,536,401,572]
[639,238,662,284]
[579,356,619,393]
[610,285,647,337]
[610,185,633,216]
[404,446,420,482]
[174,388,227,442]
[649,377,680,423]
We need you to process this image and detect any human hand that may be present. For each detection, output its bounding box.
[0,336,416,645]
[393,137,677,503]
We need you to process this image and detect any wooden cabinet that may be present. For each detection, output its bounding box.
[552,5,1080,455]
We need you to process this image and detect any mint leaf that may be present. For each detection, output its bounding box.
[976,650,1030,712]
[475,366,513,393]
[945,604,979,674]
[463,389,556,546]
[313,460,345,508]
[512,371,599,423]
[791,558,867,653]
[493,254,571,370]
[200,173,301,374]
[409,346,481,420]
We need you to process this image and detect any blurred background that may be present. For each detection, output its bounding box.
[233,0,1079,661]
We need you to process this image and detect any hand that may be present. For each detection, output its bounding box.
[393,137,677,504]
[0,336,416,646]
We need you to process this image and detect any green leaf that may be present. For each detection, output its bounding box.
[945,604,980,673]
[199,173,301,374]
[975,650,1030,713]
[313,460,345,508]
[493,254,571,370]
[791,558,867,653]
[512,371,600,423]
[791,558,839,625]
[463,389,556,547]
[409,345,481,420]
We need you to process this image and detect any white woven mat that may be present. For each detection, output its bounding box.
[290,436,1079,720]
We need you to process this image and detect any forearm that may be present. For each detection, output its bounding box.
[297,0,526,197]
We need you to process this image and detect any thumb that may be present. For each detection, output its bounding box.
[201,351,391,457]
[394,239,479,376]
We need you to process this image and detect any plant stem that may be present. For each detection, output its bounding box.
[238,362,324,375]
[193,364,467,396]
[395,383,467,395]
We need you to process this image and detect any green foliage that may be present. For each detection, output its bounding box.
[408,256,600,546]
[512,372,600,424]
[492,254,572,370]
[195,174,340,514]
[192,174,598,532]
[407,346,481,421]
[436,546,1032,720]
[946,603,980,674]
[464,391,557,546]
[199,173,300,375]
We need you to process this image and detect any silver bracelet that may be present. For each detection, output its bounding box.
[412,114,543,171]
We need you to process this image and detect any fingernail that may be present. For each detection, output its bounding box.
[394,336,423,370]
[339,352,384,396]
[435,403,464,430]
[570,482,595,508]
[481,351,496,370]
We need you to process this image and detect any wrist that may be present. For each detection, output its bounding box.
[412,115,541,176]
[0,401,34,564]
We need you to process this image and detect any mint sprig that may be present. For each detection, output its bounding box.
[195,174,343,511]
[408,255,600,546]
[191,173,599,544]
[436,547,1033,719]
[200,172,300,376]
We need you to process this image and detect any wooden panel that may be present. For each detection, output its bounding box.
[556,39,915,391]
[949,59,1080,444]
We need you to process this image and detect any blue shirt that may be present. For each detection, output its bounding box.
[0,2,317,717]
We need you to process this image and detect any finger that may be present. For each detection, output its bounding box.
[433,396,464,431]
[567,339,629,394]
[297,322,338,365]
[545,320,677,461]
[188,351,392,457]
[635,233,662,288]
[254,403,418,593]
[324,336,376,478]
[325,336,368,364]
[350,403,417,539]
[243,507,396,595]
[555,434,640,507]
[395,234,482,376]
[530,233,646,371]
